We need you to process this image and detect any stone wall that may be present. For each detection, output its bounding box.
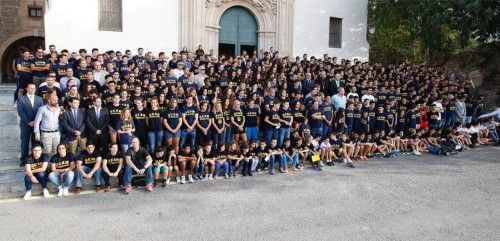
[441,49,500,88]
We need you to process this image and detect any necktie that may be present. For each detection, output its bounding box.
[28,95,34,107]
[73,109,77,120]
[96,108,100,120]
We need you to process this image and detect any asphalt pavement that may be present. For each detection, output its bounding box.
[0,146,499,241]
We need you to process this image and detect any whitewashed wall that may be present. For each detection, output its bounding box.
[293,0,369,61]
[44,0,180,55]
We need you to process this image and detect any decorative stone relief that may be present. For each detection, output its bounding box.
[206,0,274,14]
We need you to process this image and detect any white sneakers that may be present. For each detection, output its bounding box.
[413,150,423,156]
[23,191,32,200]
[188,175,195,183]
[63,187,69,196]
[181,176,186,184]
[42,188,50,198]
[23,188,56,200]
[57,187,63,197]
[176,176,181,183]
[208,174,213,180]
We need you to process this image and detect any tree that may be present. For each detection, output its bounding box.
[369,0,499,65]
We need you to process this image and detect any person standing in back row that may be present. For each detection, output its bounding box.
[34,91,61,156]
[17,82,44,165]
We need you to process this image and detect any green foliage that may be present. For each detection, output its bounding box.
[368,0,499,65]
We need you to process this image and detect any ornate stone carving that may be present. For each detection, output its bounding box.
[206,0,275,15]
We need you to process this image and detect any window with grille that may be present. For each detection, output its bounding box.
[98,0,123,32]
[329,17,342,48]
[28,7,43,17]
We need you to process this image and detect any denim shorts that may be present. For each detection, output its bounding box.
[164,130,180,139]
[154,165,169,174]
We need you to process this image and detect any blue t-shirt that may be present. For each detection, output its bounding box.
[30,57,49,77]
[308,108,323,129]
[197,110,212,128]
[375,112,387,131]
[16,57,33,79]
[181,105,198,128]
[162,108,182,130]
[52,63,71,81]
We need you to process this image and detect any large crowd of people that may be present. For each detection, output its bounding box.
[14,44,499,200]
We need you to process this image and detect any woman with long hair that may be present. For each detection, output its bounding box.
[116,107,135,153]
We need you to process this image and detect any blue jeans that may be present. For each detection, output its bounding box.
[48,171,75,188]
[284,153,298,167]
[75,166,102,187]
[322,123,332,137]
[264,128,278,144]
[210,129,224,149]
[223,128,233,145]
[214,161,229,176]
[180,129,196,149]
[148,131,164,154]
[445,116,456,127]
[121,144,130,154]
[246,127,259,142]
[489,130,499,141]
[278,127,291,147]
[311,127,323,138]
[123,163,153,186]
[24,172,48,191]
[196,163,205,176]
[269,154,283,172]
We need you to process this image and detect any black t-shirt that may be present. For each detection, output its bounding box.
[213,110,225,129]
[103,152,122,168]
[280,108,293,127]
[282,145,294,155]
[244,107,259,127]
[126,147,151,166]
[50,153,74,170]
[132,108,148,131]
[216,148,227,160]
[266,109,281,128]
[153,153,167,165]
[107,104,123,129]
[257,146,269,157]
[24,153,49,171]
[78,150,101,168]
[232,109,245,126]
[147,108,163,132]
[269,146,281,157]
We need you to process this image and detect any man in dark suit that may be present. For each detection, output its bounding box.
[86,97,109,152]
[17,82,44,163]
[62,97,86,154]
[329,73,345,95]
[301,72,314,96]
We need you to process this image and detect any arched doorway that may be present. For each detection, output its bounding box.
[0,36,45,83]
[218,6,258,57]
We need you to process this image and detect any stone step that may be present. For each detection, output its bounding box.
[0,161,22,173]
[0,84,17,92]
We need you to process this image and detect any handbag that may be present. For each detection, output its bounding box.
[311,154,321,163]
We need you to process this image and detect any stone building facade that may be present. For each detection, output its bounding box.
[0,0,45,83]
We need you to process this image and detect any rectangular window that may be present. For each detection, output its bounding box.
[28,7,43,17]
[329,17,342,48]
[98,0,123,32]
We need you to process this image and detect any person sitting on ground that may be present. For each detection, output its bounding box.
[48,143,75,197]
[102,143,124,192]
[23,143,50,200]
[152,146,170,188]
[123,137,154,194]
[75,142,102,194]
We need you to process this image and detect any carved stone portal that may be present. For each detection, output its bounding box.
[182,0,294,56]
